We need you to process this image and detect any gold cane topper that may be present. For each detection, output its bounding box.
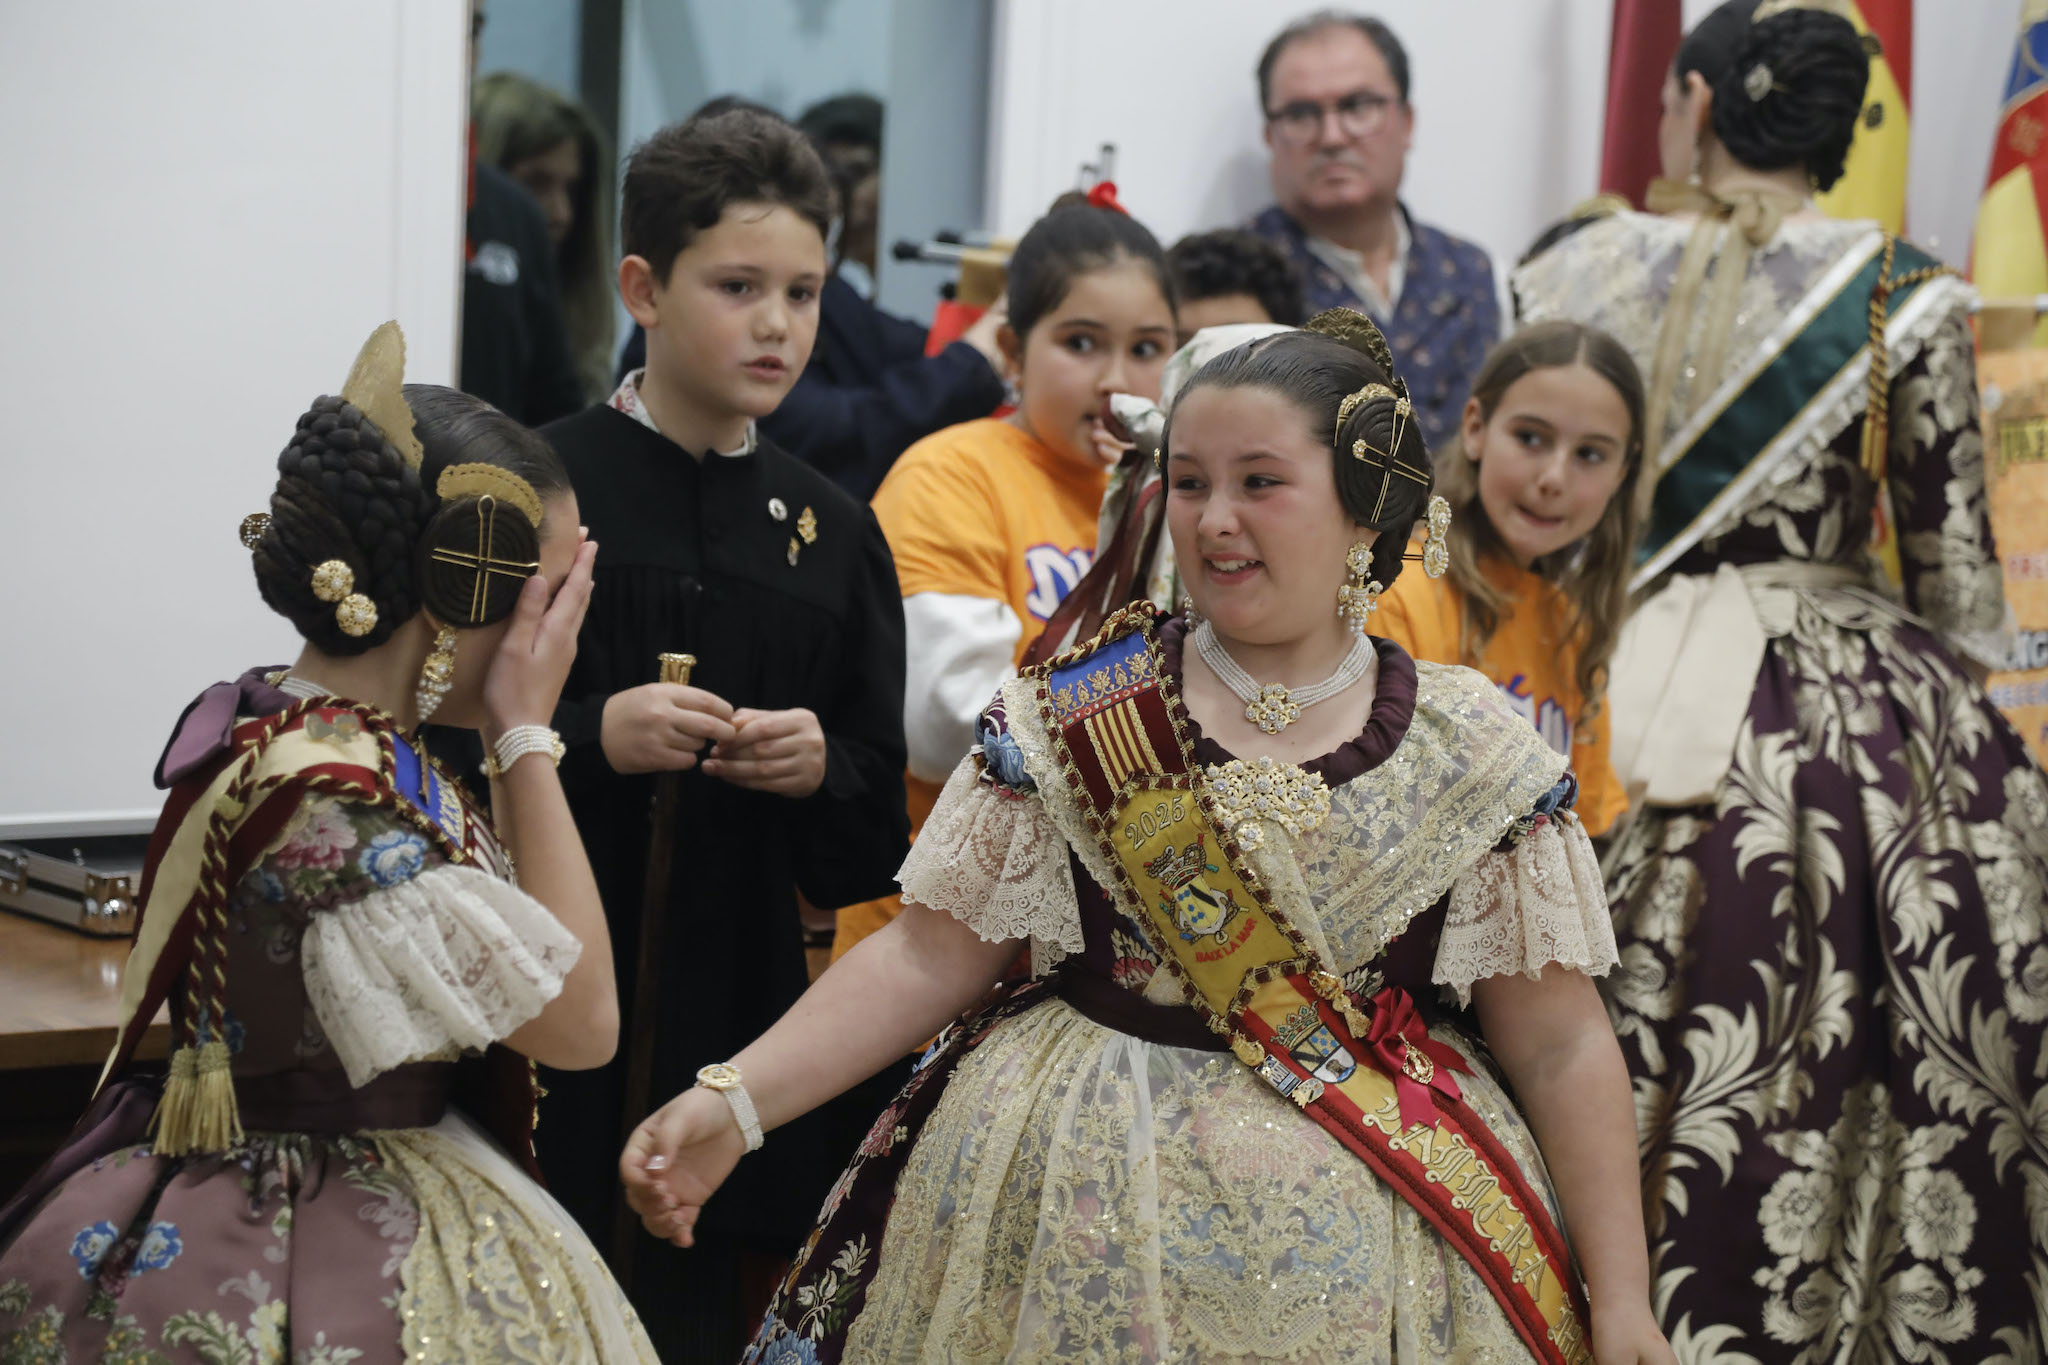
[659,653,697,687]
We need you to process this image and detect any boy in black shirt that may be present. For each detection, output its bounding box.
[538,108,910,1362]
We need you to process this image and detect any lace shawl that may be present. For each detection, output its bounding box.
[302,861,580,1087]
[905,661,1608,995]
[1513,214,1975,568]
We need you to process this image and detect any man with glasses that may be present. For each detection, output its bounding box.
[1246,11,1499,453]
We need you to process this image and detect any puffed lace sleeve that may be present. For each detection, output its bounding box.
[1433,778,1617,1007]
[283,799,581,1087]
[895,695,1082,966]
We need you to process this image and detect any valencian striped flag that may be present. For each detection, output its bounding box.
[1975,3,2048,347]
[1814,0,1911,233]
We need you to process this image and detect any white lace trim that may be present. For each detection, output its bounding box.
[302,862,581,1087]
[1434,812,1617,1007]
[897,755,1083,967]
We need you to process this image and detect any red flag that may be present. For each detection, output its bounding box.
[1600,0,1683,208]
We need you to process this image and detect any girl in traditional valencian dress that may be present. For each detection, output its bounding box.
[0,327,658,1363]
[1514,1,2048,1355]
[624,312,1677,1364]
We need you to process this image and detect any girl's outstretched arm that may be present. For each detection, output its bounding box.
[619,901,1018,1245]
[1474,966,1677,1365]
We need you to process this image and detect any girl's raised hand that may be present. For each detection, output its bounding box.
[484,536,597,736]
[619,1087,748,1247]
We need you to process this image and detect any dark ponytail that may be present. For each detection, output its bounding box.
[1676,0,1869,191]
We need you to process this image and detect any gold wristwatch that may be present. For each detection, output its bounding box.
[695,1062,763,1151]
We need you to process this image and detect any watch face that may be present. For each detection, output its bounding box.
[696,1062,742,1091]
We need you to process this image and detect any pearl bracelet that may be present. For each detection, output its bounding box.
[482,724,565,780]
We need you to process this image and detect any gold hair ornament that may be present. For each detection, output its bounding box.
[239,513,271,550]
[310,559,378,637]
[436,462,545,529]
[339,321,425,470]
[1334,383,1397,442]
[428,495,541,624]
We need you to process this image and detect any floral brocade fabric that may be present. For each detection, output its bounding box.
[0,792,655,1364]
[1522,216,2048,1361]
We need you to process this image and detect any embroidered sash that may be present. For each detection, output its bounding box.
[1032,608,1592,1365]
[1636,233,1949,586]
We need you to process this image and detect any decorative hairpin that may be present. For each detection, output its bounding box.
[239,512,271,550]
[310,558,378,636]
[1743,63,1784,102]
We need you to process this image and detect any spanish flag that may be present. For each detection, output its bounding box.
[1975,6,2048,348]
[1814,0,1912,233]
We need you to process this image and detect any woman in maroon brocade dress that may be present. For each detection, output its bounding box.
[1515,3,2048,1357]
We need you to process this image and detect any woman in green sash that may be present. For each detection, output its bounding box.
[1514,2,2048,1356]
[624,312,1673,1364]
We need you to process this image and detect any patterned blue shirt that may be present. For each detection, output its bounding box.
[1247,203,1500,456]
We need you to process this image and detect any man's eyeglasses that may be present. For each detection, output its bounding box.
[1265,91,1398,144]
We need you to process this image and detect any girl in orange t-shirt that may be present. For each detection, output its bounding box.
[834,200,1178,956]
[1374,320,1645,835]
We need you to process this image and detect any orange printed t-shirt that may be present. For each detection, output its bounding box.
[1373,551,1628,837]
[833,418,1107,958]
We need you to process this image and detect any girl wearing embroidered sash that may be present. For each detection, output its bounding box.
[0,327,658,1362]
[1513,3,2048,1356]
[623,312,1673,1364]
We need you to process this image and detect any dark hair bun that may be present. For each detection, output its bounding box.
[1710,8,1868,190]
[252,395,432,654]
[415,496,542,628]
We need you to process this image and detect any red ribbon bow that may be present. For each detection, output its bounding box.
[1085,180,1127,215]
[1362,986,1467,1130]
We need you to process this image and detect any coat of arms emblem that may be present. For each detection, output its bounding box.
[1274,1003,1357,1085]
[1142,831,1241,943]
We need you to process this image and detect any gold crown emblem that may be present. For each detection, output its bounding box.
[1273,1003,1326,1051]
[1142,833,1210,890]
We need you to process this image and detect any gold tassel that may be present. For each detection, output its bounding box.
[149,1046,199,1154]
[150,1040,242,1156]
[188,1040,243,1152]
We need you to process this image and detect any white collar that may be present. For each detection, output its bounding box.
[608,369,758,457]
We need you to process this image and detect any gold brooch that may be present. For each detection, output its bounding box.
[1204,756,1331,851]
[797,506,818,545]
[238,513,271,550]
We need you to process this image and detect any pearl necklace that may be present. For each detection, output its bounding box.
[1191,620,1374,735]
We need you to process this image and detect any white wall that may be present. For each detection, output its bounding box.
[987,0,2015,276]
[0,2,470,836]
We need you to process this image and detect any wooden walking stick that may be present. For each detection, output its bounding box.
[613,650,696,1273]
